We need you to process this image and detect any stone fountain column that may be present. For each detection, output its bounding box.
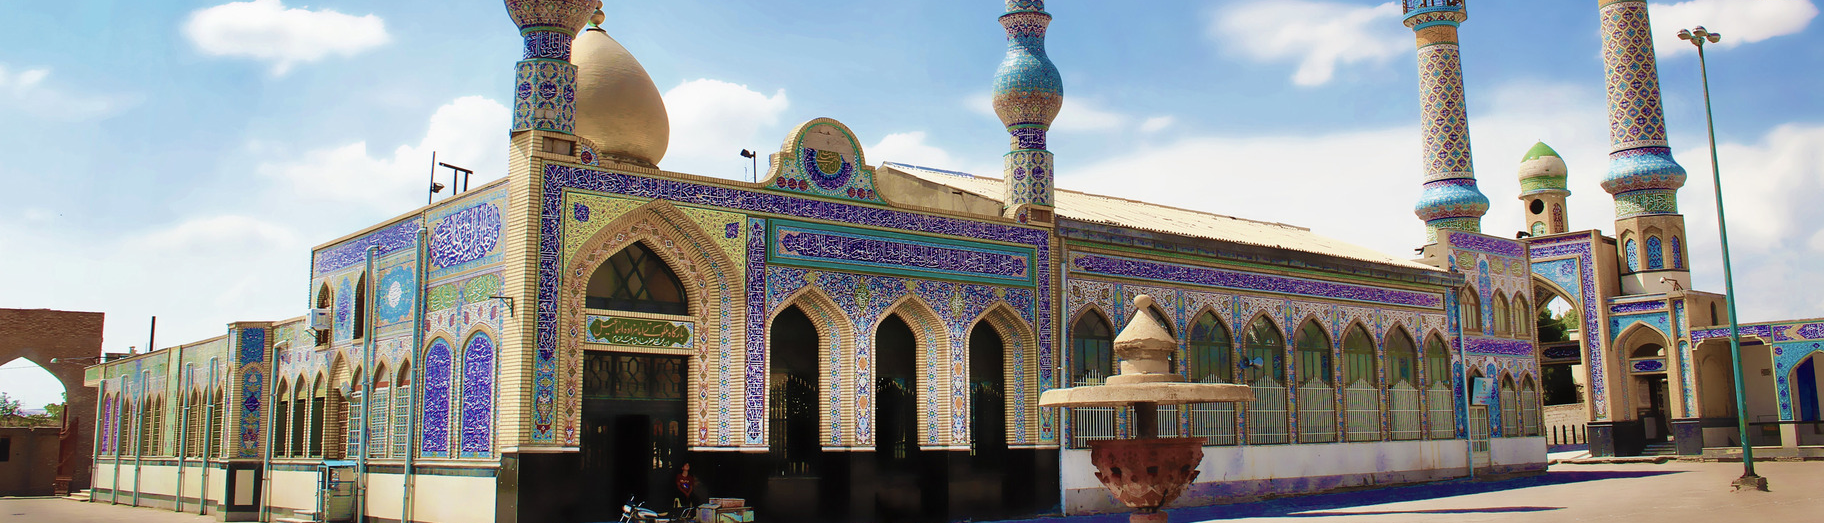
[1040,296,1253,523]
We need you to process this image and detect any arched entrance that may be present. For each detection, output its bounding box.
[1790,352,1824,445]
[577,242,693,521]
[1619,326,1672,443]
[0,308,104,496]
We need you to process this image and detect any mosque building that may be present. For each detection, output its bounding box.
[83,0,1772,521]
[1521,0,1824,459]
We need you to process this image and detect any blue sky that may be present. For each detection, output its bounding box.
[2,0,1821,407]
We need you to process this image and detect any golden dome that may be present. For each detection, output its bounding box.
[571,13,668,167]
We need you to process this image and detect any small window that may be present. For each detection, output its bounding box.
[316,284,333,345]
[1529,199,1545,214]
[1460,290,1483,334]
[586,242,688,315]
[1187,312,1232,383]
[354,272,368,338]
[1294,320,1331,386]
[1071,311,1114,386]
[1,436,10,461]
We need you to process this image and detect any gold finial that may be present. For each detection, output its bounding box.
[590,9,605,28]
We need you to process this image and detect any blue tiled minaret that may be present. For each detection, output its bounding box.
[993,0,1062,223]
[1403,1,1489,243]
[1597,0,1690,292]
[503,0,599,134]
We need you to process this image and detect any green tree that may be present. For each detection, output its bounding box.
[1537,307,1569,343]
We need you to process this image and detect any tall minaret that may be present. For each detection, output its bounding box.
[993,0,1062,224]
[1518,142,1571,236]
[503,0,600,134]
[1403,1,1489,243]
[1597,0,1690,294]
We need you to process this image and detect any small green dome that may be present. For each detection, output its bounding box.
[1521,141,1561,162]
[1518,141,1569,195]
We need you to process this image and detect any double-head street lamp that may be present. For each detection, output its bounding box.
[1677,25,1768,492]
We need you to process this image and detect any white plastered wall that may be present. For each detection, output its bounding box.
[1062,440,1470,514]
[410,474,498,523]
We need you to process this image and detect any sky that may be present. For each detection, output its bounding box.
[2,0,1821,409]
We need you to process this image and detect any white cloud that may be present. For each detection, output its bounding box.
[1214,1,1408,86]
[1674,123,1824,320]
[662,79,790,178]
[259,95,509,212]
[868,131,956,168]
[184,0,390,75]
[0,64,140,120]
[1139,116,1176,133]
[1051,99,1128,133]
[1650,0,1818,57]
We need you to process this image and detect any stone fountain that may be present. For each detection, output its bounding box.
[1039,295,1253,523]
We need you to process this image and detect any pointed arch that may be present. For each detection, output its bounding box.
[316,283,333,345]
[1242,313,1289,445]
[457,329,496,458]
[878,296,950,447]
[1067,307,1115,387]
[309,371,327,457]
[420,336,455,458]
[274,376,292,458]
[1459,288,1483,334]
[1615,321,1671,357]
[1185,307,1234,384]
[559,199,740,447]
[354,271,369,338]
[1492,293,1512,336]
[966,303,1041,447]
[1293,318,1332,385]
[1341,322,1376,386]
[772,286,851,446]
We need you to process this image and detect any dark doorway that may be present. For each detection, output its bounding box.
[965,322,1009,517]
[1642,377,1669,441]
[874,314,925,522]
[1799,357,1820,422]
[767,305,826,521]
[581,351,689,520]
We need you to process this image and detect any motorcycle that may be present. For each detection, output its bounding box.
[619,495,703,523]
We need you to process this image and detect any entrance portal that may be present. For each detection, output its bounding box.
[581,351,688,520]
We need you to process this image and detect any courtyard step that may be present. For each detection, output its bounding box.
[1641,441,1679,456]
[62,489,92,502]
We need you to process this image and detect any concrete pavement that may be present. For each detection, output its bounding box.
[992,461,1824,523]
[0,497,215,523]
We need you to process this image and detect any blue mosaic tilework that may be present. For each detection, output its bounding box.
[1530,235,1608,419]
[428,188,507,280]
[1610,300,1666,315]
[459,333,494,457]
[769,220,1035,286]
[1448,232,1525,258]
[1466,337,1532,356]
[1610,312,1672,346]
[538,164,1054,444]
[313,219,421,275]
[1072,253,1442,308]
[420,338,453,457]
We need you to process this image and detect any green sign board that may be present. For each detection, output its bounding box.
[584,315,694,348]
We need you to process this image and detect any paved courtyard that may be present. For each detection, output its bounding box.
[3,461,1820,522]
[994,461,1824,523]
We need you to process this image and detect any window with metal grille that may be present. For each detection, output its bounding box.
[370,367,391,459]
[346,390,363,459]
[1342,326,1380,442]
[1070,311,1116,447]
[1187,312,1235,445]
[144,396,163,455]
[585,242,688,315]
[1294,321,1335,444]
[1243,317,1287,445]
[1521,378,1542,437]
[1424,335,1456,439]
[1386,330,1422,440]
[1500,378,1520,438]
[394,366,411,459]
[186,393,203,457]
[209,390,224,458]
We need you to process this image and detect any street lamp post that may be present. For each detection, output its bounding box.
[1677,25,1768,492]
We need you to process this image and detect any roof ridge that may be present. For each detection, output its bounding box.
[886,162,1307,231]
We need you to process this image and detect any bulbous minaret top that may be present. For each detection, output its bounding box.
[1518,141,1569,196]
[993,0,1061,221]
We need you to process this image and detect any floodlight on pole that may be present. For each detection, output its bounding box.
[1677,24,1768,492]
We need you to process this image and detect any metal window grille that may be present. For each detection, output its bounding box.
[1469,406,1491,454]
[1520,388,1541,436]
[1153,405,1181,437]
[1427,387,1456,439]
[1246,377,1288,445]
[1070,406,1118,447]
[207,394,223,458]
[1191,402,1236,445]
[346,392,363,458]
[1500,387,1520,438]
[394,388,410,458]
[370,388,391,458]
[1389,382,1423,440]
[1296,381,1336,443]
[309,397,326,457]
[1344,379,1381,442]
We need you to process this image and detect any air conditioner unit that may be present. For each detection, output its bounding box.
[310,308,333,332]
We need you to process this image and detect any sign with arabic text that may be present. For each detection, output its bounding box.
[584,315,694,348]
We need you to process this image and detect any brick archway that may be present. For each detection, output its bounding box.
[0,308,104,495]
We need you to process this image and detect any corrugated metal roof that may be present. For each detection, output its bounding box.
[883,162,1435,271]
